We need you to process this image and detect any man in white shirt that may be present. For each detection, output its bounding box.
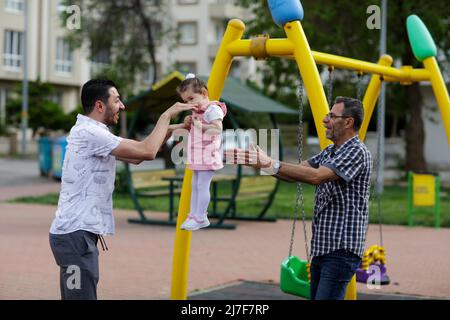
[49,79,197,300]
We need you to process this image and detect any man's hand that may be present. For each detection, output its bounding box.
[164,102,198,119]
[224,144,272,169]
[183,115,193,129]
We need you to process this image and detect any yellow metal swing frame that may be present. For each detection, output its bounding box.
[170,12,450,300]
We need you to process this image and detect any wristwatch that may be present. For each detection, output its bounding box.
[272,160,281,174]
[262,159,281,175]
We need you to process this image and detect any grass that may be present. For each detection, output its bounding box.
[9,181,450,228]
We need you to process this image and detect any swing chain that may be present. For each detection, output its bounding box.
[288,78,310,262]
[327,66,334,106]
[374,76,384,246]
[356,71,364,101]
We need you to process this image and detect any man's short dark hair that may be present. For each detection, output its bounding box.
[334,96,364,131]
[81,79,117,115]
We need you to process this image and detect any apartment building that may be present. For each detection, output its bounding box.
[0,0,90,131]
[0,0,254,128]
[161,0,254,80]
[136,0,256,89]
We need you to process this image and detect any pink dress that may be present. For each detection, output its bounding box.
[187,101,227,171]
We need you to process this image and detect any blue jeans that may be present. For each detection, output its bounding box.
[310,249,361,300]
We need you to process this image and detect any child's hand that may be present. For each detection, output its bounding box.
[183,115,193,128]
[165,102,199,119]
[193,117,202,129]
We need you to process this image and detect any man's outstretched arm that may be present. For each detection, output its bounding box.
[225,146,339,185]
[275,161,339,185]
[112,103,196,161]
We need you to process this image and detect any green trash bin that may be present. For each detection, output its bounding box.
[38,137,53,177]
[52,136,68,179]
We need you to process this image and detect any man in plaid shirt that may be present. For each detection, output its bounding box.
[227,96,372,300]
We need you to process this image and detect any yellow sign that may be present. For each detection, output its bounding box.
[413,173,435,206]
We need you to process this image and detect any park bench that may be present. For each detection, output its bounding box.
[127,168,183,226]
[131,169,180,197]
[127,167,279,229]
[210,174,279,223]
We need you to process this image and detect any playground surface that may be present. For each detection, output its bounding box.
[1,193,449,300]
[188,281,434,300]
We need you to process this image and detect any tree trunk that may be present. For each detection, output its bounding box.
[405,82,427,172]
[390,114,398,138]
[134,0,158,84]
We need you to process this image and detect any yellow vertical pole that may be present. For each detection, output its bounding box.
[284,21,331,149]
[170,18,243,300]
[360,55,393,141]
[208,19,245,99]
[423,57,450,147]
[170,169,193,300]
[344,275,357,300]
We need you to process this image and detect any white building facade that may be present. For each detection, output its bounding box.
[0,0,254,122]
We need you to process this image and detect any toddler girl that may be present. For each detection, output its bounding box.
[177,73,227,231]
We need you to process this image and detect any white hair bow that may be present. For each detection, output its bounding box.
[185,73,196,79]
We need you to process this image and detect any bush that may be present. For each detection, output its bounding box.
[6,79,75,134]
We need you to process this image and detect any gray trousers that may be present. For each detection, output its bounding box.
[49,230,99,300]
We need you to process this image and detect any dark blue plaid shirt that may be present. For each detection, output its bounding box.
[307,135,372,258]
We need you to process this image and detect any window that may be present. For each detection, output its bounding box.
[55,38,73,74]
[145,0,161,5]
[3,30,23,69]
[50,91,64,106]
[152,21,162,45]
[178,0,198,4]
[4,0,24,12]
[57,0,67,13]
[229,60,241,78]
[176,62,196,74]
[178,22,197,45]
[0,88,7,127]
[90,48,110,76]
[215,23,224,43]
[143,63,161,84]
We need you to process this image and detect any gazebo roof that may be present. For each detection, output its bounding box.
[126,71,296,115]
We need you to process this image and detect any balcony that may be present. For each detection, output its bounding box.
[208,43,220,59]
[209,1,245,19]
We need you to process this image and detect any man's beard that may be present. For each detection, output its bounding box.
[104,104,117,127]
[326,127,343,142]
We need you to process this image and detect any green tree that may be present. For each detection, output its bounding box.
[60,0,173,93]
[6,80,74,133]
[235,0,449,172]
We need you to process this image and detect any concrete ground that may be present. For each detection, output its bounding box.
[1,201,449,300]
[188,281,435,300]
[0,157,449,300]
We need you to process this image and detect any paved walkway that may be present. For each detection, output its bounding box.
[0,157,449,300]
[0,200,449,300]
[188,281,435,300]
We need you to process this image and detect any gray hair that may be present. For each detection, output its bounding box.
[334,96,364,131]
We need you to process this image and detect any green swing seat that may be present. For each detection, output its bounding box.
[280,256,311,299]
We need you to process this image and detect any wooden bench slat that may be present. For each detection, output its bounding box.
[131,169,177,189]
[235,193,270,201]
[137,189,182,197]
[238,176,276,195]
